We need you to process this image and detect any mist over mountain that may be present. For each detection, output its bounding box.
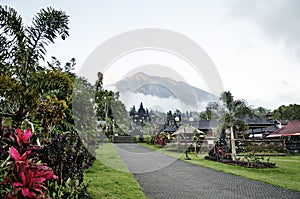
[108,72,218,112]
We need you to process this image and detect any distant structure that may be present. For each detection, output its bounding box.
[129,102,151,125]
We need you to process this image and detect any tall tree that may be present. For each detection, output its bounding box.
[0,6,71,127]
[219,91,252,160]
[94,72,130,136]
[72,76,100,154]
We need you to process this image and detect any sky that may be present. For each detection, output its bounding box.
[1,0,300,110]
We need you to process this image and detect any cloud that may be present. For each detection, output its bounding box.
[249,92,300,110]
[281,80,290,87]
[227,0,300,57]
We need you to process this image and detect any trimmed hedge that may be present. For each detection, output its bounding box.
[242,139,286,153]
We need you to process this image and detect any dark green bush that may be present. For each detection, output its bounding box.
[39,131,95,197]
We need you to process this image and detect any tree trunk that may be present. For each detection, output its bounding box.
[230,125,236,161]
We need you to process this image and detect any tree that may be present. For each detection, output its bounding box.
[0,6,95,198]
[273,104,300,121]
[111,99,131,135]
[94,72,130,136]
[73,77,99,146]
[199,102,221,120]
[253,106,270,119]
[219,91,252,161]
[0,6,71,127]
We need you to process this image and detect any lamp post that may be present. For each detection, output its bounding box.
[174,116,180,149]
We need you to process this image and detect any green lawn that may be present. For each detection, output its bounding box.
[140,143,300,192]
[84,143,149,199]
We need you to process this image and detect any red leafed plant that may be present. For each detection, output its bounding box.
[154,133,167,147]
[1,128,57,199]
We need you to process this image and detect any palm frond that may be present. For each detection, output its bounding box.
[0,5,25,41]
[27,7,69,60]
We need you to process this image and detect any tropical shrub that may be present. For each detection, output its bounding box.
[154,133,167,147]
[0,5,97,198]
[0,128,57,199]
[46,178,88,199]
[39,131,95,197]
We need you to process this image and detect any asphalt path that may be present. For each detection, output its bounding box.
[115,144,300,199]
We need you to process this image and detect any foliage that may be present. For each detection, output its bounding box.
[154,133,167,147]
[94,72,130,136]
[39,131,95,198]
[47,178,88,199]
[192,130,205,154]
[253,106,270,119]
[218,91,253,160]
[73,77,99,154]
[0,128,57,199]
[243,153,270,164]
[219,91,253,123]
[39,132,95,185]
[273,104,300,121]
[207,143,276,168]
[146,135,156,145]
[208,141,231,160]
[0,5,71,126]
[242,140,286,154]
[34,95,68,139]
[111,99,131,135]
[0,127,95,198]
[199,102,221,120]
[219,92,253,128]
[0,6,97,198]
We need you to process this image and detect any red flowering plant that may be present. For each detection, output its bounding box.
[0,128,57,199]
[9,128,40,156]
[154,133,167,147]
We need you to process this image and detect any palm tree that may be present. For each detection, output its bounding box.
[0,5,71,126]
[219,91,252,161]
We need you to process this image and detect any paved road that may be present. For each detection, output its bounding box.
[115,144,300,199]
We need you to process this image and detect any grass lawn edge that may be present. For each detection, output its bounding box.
[84,143,149,199]
[139,143,300,192]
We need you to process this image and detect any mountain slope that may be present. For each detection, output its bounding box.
[112,72,217,111]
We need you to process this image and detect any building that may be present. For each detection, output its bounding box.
[198,120,219,138]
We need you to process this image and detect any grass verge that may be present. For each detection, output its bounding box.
[84,143,149,199]
[140,143,300,192]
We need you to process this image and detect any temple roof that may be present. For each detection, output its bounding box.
[267,121,300,137]
[163,125,177,132]
[237,114,273,126]
[198,120,219,130]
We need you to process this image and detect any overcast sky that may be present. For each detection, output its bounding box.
[2,0,300,110]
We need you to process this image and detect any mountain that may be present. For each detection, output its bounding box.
[110,72,218,111]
